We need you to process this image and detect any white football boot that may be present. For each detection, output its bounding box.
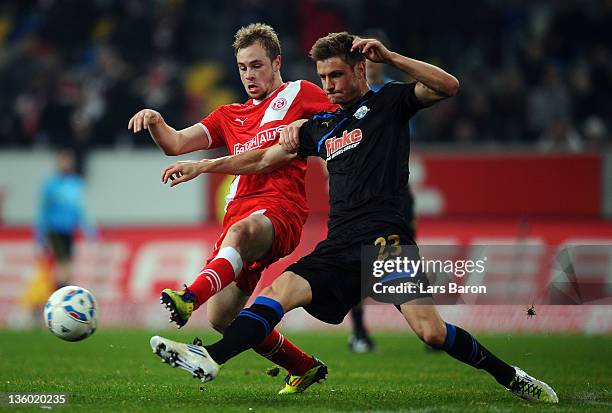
[150,336,220,382]
[507,366,559,403]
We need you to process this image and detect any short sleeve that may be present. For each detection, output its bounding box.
[379,82,425,121]
[199,108,226,149]
[297,120,319,158]
[299,80,339,117]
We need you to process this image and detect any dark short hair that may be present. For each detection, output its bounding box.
[233,23,281,61]
[309,32,365,67]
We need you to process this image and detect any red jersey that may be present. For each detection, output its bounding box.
[199,80,337,223]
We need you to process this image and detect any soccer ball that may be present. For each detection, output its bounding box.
[44,286,99,342]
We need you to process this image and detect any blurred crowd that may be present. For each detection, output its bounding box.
[0,0,610,153]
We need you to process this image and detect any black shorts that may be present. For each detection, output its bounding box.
[285,218,430,325]
[47,231,74,261]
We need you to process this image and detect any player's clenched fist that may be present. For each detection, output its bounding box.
[162,160,208,187]
[128,109,164,133]
[279,119,307,154]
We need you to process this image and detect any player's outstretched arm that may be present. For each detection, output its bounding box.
[162,144,296,187]
[279,119,308,154]
[351,38,459,106]
[128,109,208,155]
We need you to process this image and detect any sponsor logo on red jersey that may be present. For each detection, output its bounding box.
[233,125,286,154]
[325,128,363,160]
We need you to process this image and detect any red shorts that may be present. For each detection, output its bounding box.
[205,199,305,295]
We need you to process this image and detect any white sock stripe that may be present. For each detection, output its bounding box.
[208,269,222,291]
[198,268,221,292]
[275,334,285,354]
[261,333,284,357]
[209,270,222,292]
[269,335,284,356]
[198,269,218,292]
[198,265,217,277]
[202,269,221,292]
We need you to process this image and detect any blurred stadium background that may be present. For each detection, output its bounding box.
[0,0,611,334]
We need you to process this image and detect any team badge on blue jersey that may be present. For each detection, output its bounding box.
[354,105,370,119]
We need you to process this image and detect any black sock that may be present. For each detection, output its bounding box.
[205,297,284,364]
[350,304,367,338]
[440,323,516,387]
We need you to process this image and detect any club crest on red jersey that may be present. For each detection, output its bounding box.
[325,128,363,160]
[272,97,287,110]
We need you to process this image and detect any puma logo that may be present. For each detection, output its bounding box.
[234,117,248,126]
[474,351,487,367]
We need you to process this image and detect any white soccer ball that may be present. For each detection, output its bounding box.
[44,286,99,342]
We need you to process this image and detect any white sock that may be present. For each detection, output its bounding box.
[213,246,243,278]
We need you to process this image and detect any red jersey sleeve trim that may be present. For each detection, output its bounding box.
[196,122,212,149]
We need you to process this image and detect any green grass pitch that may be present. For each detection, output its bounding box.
[0,329,610,412]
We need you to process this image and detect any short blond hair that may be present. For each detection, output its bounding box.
[233,23,281,61]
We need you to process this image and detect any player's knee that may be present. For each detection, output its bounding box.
[227,219,263,247]
[259,272,311,312]
[259,284,282,302]
[418,322,447,348]
[260,272,288,297]
[227,221,253,243]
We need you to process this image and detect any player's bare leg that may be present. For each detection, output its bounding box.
[161,214,273,327]
[399,299,446,347]
[206,282,249,333]
[207,282,324,392]
[189,213,274,303]
[158,240,325,393]
[152,272,324,387]
[155,272,328,391]
[223,272,327,394]
[220,213,274,261]
[258,271,313,310]
[400,300,558,403]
